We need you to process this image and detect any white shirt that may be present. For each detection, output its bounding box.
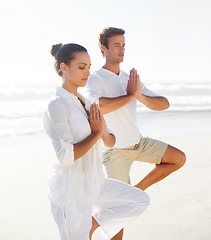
[85,68,159,149]
[43,87,105,207]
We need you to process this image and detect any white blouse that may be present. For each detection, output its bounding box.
[43,87,105,207]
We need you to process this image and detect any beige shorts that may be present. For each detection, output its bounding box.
[103,137,168,184]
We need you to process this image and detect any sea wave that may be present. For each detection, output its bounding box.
[147,83,211,96]
[0,87,55,101]
[0,99,48,120]
[0,83,211,101]
[1,83,211,138]
[0,129,44,138]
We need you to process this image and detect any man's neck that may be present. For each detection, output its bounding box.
[103,62,120,75]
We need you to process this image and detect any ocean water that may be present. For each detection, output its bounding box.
[0,83,211,138]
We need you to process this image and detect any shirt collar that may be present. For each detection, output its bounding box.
[100,68,122,77]
[56,87,77,100]
[56,87,91,112]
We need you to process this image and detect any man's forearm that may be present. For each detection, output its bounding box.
[137,95,170,111]
[99,94,135,114]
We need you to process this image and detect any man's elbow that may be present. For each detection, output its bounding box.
[163,98,170,110]
[103,134,116,148]
[158,97,169,110]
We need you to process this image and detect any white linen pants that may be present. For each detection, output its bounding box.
[50,178,150,240]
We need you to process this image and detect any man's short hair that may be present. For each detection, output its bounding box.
[98,27,125,56]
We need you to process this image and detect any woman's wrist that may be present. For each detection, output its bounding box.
[91,131,102,139]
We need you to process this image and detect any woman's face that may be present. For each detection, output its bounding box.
[63,51,91,89]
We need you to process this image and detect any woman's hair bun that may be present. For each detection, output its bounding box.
[50,43,63,57]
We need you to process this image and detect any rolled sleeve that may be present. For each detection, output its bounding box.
[47,101,75,167]
[56,139,74,167]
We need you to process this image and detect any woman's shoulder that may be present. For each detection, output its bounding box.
[47,95,68,116]
[48,94,63,107]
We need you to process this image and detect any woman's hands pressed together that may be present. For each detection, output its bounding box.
[89,102,115,148]
[89,102,105,137]
[73,102,115,160]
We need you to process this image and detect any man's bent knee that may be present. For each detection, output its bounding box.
[177,151,186,169]
[161,145,186,170]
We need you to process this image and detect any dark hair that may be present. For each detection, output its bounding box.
[50,43,87,76]
[98,27,125,56]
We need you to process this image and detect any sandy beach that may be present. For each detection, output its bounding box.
[0,111,211,240]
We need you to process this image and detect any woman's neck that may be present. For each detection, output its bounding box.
[62,81,78,96]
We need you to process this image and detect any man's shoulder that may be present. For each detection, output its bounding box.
[90,69,128,78]
[89,68,104,80]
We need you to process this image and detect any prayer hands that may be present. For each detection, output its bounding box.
[126,68,141,98]
[89,103,105,136]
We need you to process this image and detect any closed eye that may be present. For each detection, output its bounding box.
[79,63,91,69]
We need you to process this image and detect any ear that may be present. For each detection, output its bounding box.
[100,44,107,55]
[60,62,68,74]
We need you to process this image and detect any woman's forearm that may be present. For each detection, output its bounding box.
[73,132,101,160]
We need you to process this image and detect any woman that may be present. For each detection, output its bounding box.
[43,43,150,240]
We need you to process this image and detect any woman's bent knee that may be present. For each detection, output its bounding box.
[135,189,150,211]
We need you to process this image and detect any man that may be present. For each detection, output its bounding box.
[86,27,186,239]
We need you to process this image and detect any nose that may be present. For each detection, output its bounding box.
[120,46,125,52]
[85,69,90,77]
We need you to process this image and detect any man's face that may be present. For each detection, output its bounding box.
[103,34,125,64]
